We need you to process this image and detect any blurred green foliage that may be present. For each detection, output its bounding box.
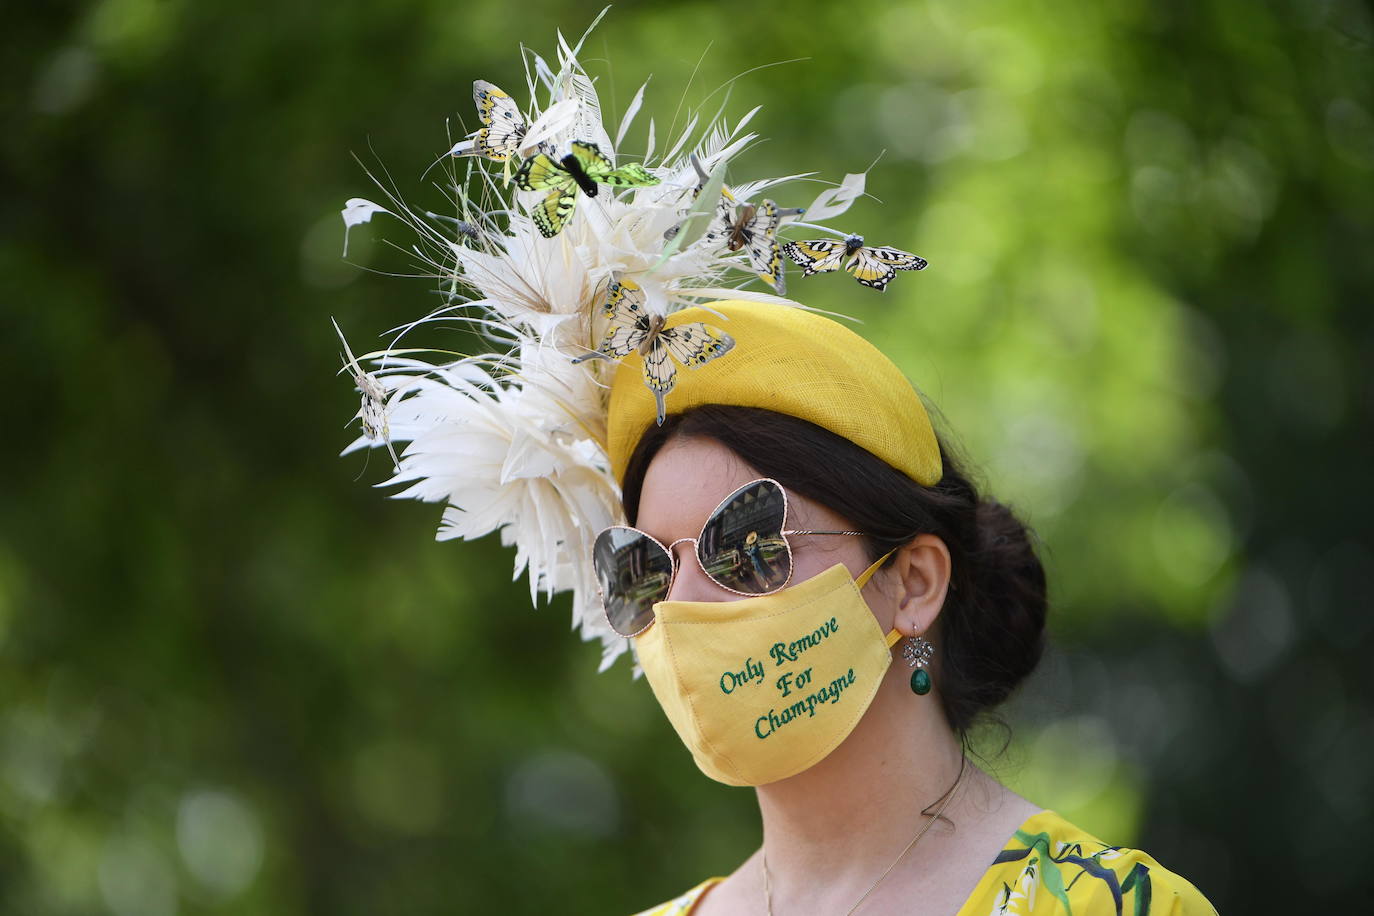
[3,0,1372,913]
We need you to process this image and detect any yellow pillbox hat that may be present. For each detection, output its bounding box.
[605,301,942,486]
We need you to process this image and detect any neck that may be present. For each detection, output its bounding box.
[753,664,970,902]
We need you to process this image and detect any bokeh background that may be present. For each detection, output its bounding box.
[4,0,1373,913]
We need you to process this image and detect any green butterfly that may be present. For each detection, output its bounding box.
[514,141,659,238]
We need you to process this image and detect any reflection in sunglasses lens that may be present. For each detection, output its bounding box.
[594,527,673,636]
[700,480,791,594]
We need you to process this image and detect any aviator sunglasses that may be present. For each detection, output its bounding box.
[593,478,866,638]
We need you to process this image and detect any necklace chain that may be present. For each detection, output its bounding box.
[762,755,968,916]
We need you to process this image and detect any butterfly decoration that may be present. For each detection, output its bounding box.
[463,80,528,161]
[661,157,799,293]
[333,319,400,471]
[704,190,788,295]
[572,277,735,424]
[783,234,928,291]
[447,80,578,166]
[515,141,660,238]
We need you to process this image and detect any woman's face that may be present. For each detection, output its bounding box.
[636,435,885,608]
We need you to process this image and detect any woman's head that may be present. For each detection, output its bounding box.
[621,404,1049,738]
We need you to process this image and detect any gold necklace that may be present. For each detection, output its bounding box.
[762,755,967,916]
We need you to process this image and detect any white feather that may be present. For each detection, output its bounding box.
[342,197,390,227]
[519,98,579,155]
[615,78,650,149]
[804,171,867,222]
[556,31,613,154]
[529,51,557,95]
[728,173,815,202]
[694,105,761,166]
[340,198,390,256]
[660,113,699,167]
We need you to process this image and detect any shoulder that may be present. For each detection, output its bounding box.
[628,878,723,916]
[961,810,1218,916]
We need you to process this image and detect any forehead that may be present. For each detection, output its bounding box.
[635,437,770,541]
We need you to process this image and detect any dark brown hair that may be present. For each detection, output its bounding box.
[621,405,1048,738]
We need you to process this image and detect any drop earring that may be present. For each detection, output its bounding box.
[902,634,934,695]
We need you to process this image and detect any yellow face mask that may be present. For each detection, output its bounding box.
[634,556,902,786]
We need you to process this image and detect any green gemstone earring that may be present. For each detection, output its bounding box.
[902,634,934,695]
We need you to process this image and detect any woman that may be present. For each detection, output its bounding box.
[589,304,1216,915]
[336,35,1216,913]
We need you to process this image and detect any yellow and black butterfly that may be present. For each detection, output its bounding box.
[704,191,788,295]
[783,234,928,291]
[572,277,734,424]
[515,141,659,238]
[462,80,528,161]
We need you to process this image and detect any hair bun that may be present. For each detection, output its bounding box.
[940,497,1048,728]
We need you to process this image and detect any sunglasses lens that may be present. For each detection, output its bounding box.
[698,479,792,594]
[593,526,674,637]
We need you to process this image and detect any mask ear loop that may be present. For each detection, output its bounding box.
[852,549,908,650]
[855,549,896,589]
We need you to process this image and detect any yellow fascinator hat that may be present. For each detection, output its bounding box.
[605,301,943,487]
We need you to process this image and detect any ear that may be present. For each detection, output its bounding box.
[890,534,952,637]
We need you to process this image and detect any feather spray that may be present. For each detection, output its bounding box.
[335,21,869,669]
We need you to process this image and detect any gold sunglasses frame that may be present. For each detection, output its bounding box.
[594,477,866,638]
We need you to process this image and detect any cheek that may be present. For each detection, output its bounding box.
[792,545,899,629]
[790,541,873,589]
[791,551,843,584]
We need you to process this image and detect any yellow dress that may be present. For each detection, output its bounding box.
[631,810,1217,915]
